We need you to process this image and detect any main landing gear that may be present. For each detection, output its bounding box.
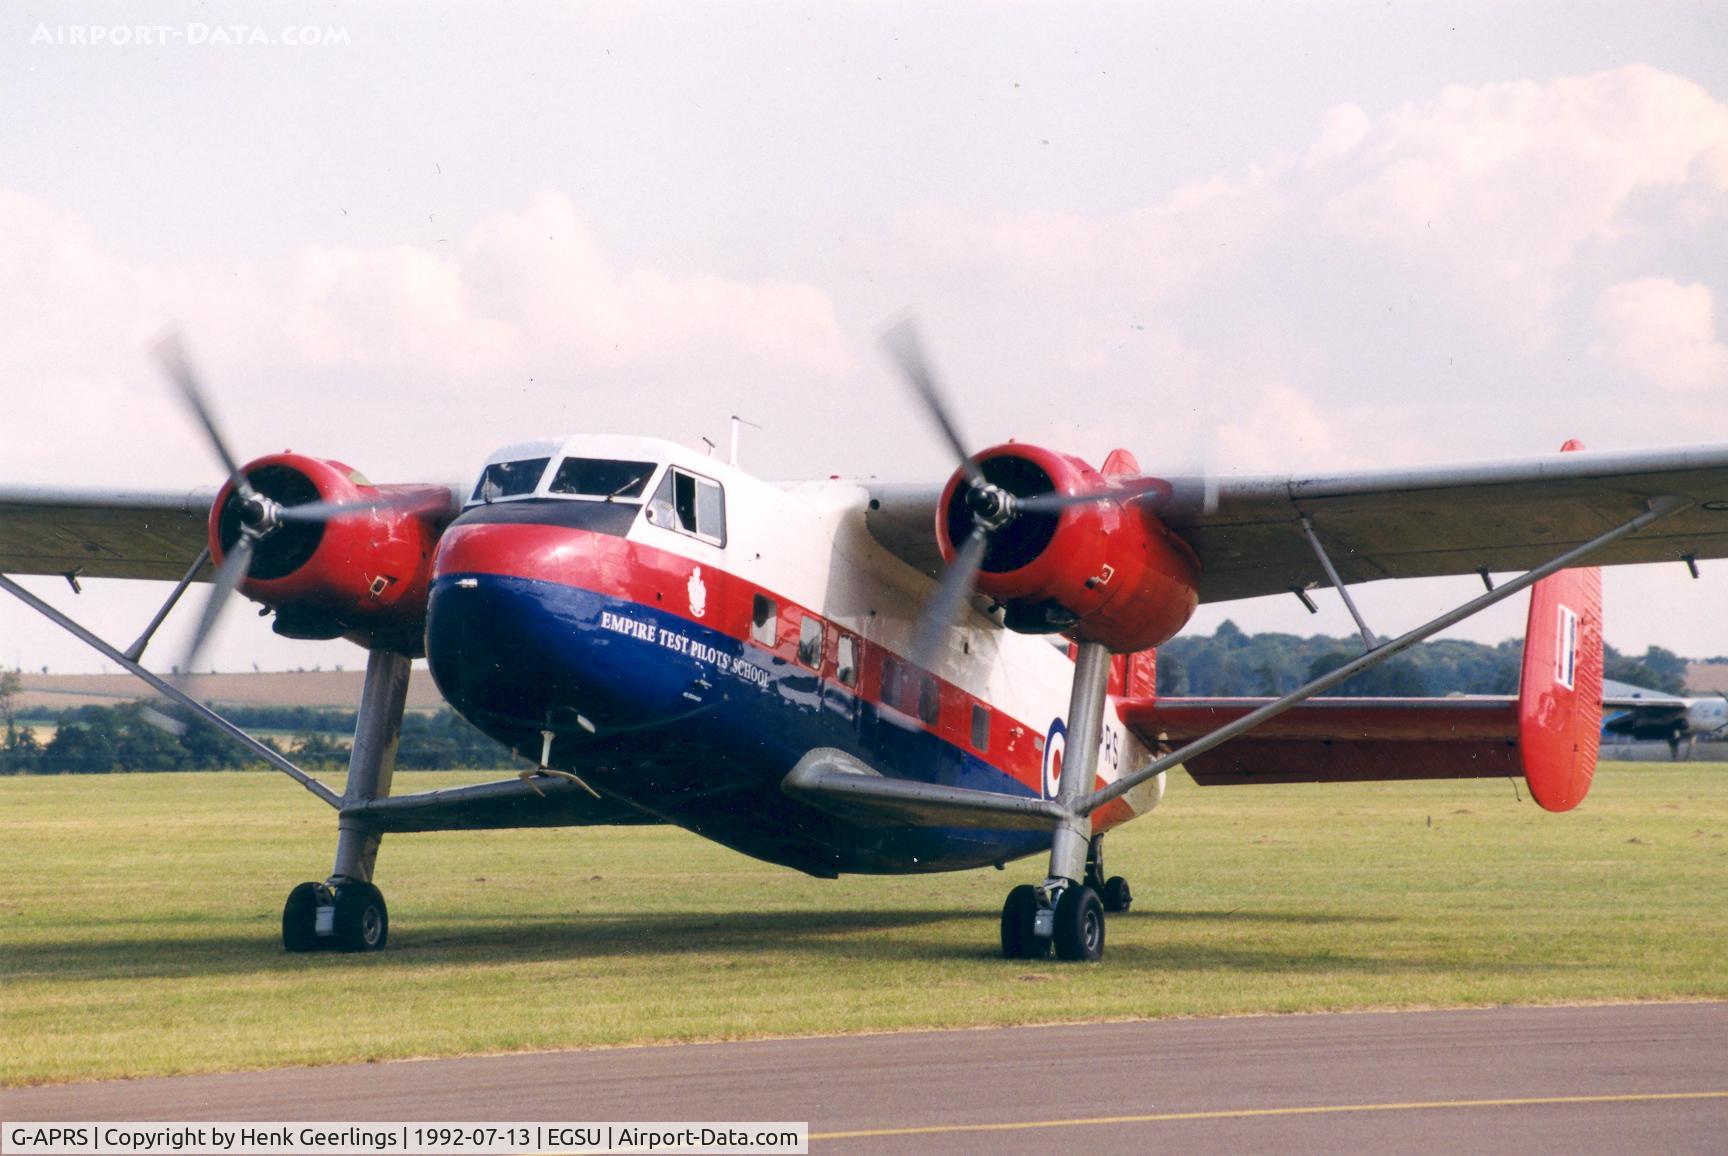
[283,880,389,953]
[1000,835,1129,962]
[282,651,409,954]
[1000,642,1127,963]
[1000,879,1108,961]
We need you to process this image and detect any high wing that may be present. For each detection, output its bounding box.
[0,485,216,581]
[866,443,1728,603]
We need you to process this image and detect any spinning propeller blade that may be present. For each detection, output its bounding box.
[909,525,990,670]
[154,331,256,504]
[273,496,399,524]
[881,318,982,486]
[179,531,252,679]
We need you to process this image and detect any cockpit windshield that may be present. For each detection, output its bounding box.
[470,457,550,503]
[548,457,657,500]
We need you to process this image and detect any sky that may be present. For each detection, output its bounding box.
[2,2,1727,675]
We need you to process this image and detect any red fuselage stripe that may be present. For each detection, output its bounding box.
[433,520,1133,825]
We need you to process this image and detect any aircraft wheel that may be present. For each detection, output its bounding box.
[330,881,389,953]
[282,882,326,953]
[999,884,1047,959]
[1102,875,1133,914]
[1053,884,1105,962]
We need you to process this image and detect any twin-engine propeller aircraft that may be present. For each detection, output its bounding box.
[6,323,1728,961]
[1601,679,1728,759]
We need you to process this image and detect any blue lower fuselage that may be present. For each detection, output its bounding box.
[425,570,1050,876]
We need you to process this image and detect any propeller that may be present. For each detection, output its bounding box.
[881,318,1180,669]
[152,330,404,678]
[880,319,982,488]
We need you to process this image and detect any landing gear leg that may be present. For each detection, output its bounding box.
[1000,641,1114,962]
[282,650,411,953]
[1085,833,1133,915]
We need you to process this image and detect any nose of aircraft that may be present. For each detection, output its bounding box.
[424,536,726,754]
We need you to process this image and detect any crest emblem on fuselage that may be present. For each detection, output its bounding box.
[688,567,707,618]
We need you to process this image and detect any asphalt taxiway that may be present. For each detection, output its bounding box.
[4,1002,1724,1153]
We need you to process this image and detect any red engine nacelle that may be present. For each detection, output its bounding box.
[209,453,458,655]
[936,444,1201,653]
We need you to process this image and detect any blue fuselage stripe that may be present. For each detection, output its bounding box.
[426,572,1051,875]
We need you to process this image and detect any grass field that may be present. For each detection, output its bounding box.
[3,764,1725,1086]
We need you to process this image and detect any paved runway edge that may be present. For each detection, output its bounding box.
[6,1003,1726,1154]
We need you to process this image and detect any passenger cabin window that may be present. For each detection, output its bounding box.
[917,675,940,726]
[797,616,823,669]
[880,655,901,707]
[879,655,939,727]
[835,635,858,687]
[751,594,777,648]
[548,457,656,500]
[470,457,550,502]
[647,467,727,546]
[971,704,990,752]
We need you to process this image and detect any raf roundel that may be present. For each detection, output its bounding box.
[1042,718,1067,800]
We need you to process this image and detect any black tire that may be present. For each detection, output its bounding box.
[1053,884,1105,962]
[330,881,389,952]
[1102,875,1133,914]
[999,884,1046,959]
[282,882,325,953]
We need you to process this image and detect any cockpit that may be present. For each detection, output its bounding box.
[466,448,727,548]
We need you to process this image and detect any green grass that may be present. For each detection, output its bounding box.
[2,765,1724,1085]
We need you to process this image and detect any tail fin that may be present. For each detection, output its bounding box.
[1519,559,1603,812]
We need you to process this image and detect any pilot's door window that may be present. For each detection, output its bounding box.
[648,467,727,547]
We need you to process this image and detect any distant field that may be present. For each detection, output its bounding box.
[15,670,449,712]
[2,765,1724,1086]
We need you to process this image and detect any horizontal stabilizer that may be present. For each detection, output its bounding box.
[1121,564,1603,812]
[782,748,1066,830]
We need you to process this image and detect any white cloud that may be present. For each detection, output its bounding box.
[460,191,851,373]
[1213,383,1339,472]
[0,188,854,486]
[1315,66,1728,311]
[1591,277,1728,392]
[885,65,1728,463]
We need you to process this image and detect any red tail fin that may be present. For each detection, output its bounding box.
[1519,441,1603,812]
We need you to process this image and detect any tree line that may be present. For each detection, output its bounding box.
[0,628,1697,774]
[0,681,521,776]
[1154,621,1690,697]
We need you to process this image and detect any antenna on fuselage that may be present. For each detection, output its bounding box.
[701,436,716,457]
[730,414,762,467]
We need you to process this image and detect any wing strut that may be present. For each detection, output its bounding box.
[785,492,1683,961]
[1300,515,1376,650]
[1080,494,1686,817]
[122,547,210,662]
[0,574,340,808]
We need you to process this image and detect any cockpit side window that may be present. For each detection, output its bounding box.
[548,458,657,500]
[470,457,550,503]
[645,467,726,547]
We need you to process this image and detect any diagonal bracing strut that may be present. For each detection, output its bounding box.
[1080,494,1689,817]
[0,573,340,808]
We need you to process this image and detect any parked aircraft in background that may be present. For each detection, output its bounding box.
[1602,678,1728,758]
[4,323,1728,961]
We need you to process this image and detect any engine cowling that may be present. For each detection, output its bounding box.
[936,444,1201,653]
[209,453,457,655]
